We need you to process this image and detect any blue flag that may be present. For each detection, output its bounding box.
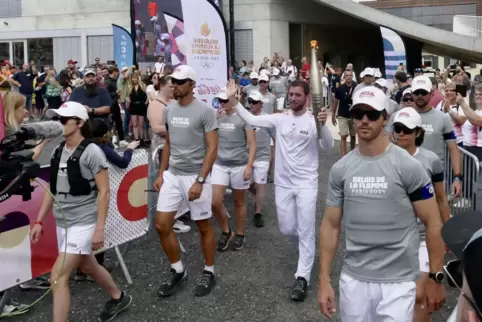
[112,24,134,69]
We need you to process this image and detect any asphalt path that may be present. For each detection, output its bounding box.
[5,141,459,322]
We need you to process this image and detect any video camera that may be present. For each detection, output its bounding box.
[0,128,41,202]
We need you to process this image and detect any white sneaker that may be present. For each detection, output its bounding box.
[112,135,119,144]
[173,220,191,233]
[119,140,129,148]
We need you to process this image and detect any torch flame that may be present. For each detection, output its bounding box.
[310,40,318,49]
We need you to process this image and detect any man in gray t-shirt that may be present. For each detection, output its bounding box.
[318,86,446,321]
[155,64,218,298]
[258,74,278,114]
[242,71,260,107]
[31,101,131,320]
[387,75,462,197]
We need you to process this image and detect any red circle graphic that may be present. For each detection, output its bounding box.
[117,164,149,222]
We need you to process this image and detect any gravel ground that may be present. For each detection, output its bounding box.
[4,142,458,322]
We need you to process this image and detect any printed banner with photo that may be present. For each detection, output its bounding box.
[380,26,406,90]
[0,150,150,292]
[132,0,227,106]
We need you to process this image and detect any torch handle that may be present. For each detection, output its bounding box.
[312,94,324,139]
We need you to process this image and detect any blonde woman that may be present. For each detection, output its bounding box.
[127,72,148,143]
[3,92,51,159]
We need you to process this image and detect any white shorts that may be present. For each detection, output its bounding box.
[211,163,250,190]
[339,273,416,322]
[156,171,212,221]
[419,241,429,273]
[56,223,96,255]
[252,160,269,184]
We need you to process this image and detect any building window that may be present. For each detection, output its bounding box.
[0,0,22,18]
[0,43,9,62]
[12,41,24,67]
[27,38,53,71]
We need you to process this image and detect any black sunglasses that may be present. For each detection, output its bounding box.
[350,109,382,121]
[259,80,268,84]
[218,98,229,104]
[248,99,260,105]
[59,116,81,125]
[444,260,482,320]
[171,78,189,86]
[393,123,415,135]
[413,90,429,96]
[402,97,413,102]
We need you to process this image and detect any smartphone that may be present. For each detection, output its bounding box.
[455,84,467,98]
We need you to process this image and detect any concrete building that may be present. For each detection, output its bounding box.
[0,0,130,71]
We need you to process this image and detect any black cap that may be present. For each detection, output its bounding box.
[442,211,482,312]
[91,118,109,138]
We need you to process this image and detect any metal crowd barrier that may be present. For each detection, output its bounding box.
[443,146,481,215]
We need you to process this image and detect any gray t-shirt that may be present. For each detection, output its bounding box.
[413,147,444,242]
[165,99,218,175]
[216,112,252,166]
[387,108,456,165]
[52,143,108,228]
[326,144,432,283]
[253,112,276,162]
[269,76,288,98]
[260,91,277,114]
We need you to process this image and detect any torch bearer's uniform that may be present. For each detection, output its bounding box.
[234,102,334,282]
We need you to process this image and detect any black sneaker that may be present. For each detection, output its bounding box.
[267,176,274,183]
[253,213,264,228]
[217,230,234,251]
[195,270,215,297]
[157,269,187,297]
[98,291,132,322]
[19,276,51,290]
[231,234,245,251]
[290,277,308,302]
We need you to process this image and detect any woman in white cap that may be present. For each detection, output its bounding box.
[392,107,450,322]
[211,90,256,251]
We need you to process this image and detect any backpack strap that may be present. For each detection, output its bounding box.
[49,141,67,195]
[71,139,92,161]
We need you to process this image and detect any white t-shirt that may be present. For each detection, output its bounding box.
[322,76,329,98]
[286,65,297,81]
[462,110,482,147]
[235,103,334,188]
[436,100,465,144]
[154,62,165,74]
[146,84,157,101]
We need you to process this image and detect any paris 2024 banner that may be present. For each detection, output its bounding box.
[132,0,228,106]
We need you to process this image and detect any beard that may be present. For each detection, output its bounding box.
[85,82,98,97]
[290,99,306,112]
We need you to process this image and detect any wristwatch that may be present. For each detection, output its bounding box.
[454,174,463,181]
[197,176,205,184]
[428,271,445,284]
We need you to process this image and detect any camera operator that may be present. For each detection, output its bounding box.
[442,212,482,322]
[28,101,131,321]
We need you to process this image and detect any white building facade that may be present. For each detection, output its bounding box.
[0,0,130,71]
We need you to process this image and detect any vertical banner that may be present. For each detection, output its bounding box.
[112,24,134,69]
[380,26,406,90]
[180,0,228,106]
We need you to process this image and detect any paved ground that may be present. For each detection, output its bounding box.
[4,139,459,322]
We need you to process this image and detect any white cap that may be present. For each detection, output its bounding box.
[272,68,280,76]
[249,72,259,79]
[411,75,432,92]
[393,107,422,129]
[135,20,141,25]
[248,91,263,101]
[171,65,196,81]
[46,101,89,121]
[84,68,96,76]
[362,67,374,77]
[121,66,129,73]
[215,91,228,100]
[258,74,269,82]
[350,86,387,112]
[375,78,387,88]
[260,69,270,76]
[374,69,382,78]
[402,88,412,97]
[161,33,169,40]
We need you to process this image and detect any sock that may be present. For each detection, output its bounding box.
[171,261,184,273]
[204,265,214,274]
[113,290,124,302]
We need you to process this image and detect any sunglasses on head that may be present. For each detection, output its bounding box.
[413,90,429,96]
[59,116,81,125]
[393,123,415,134]
[259,80,268,84]
[248,99,260,105]
[350,109,382,121]
[171,78,189,86]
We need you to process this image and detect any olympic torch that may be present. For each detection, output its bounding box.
[309,40,324,139]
